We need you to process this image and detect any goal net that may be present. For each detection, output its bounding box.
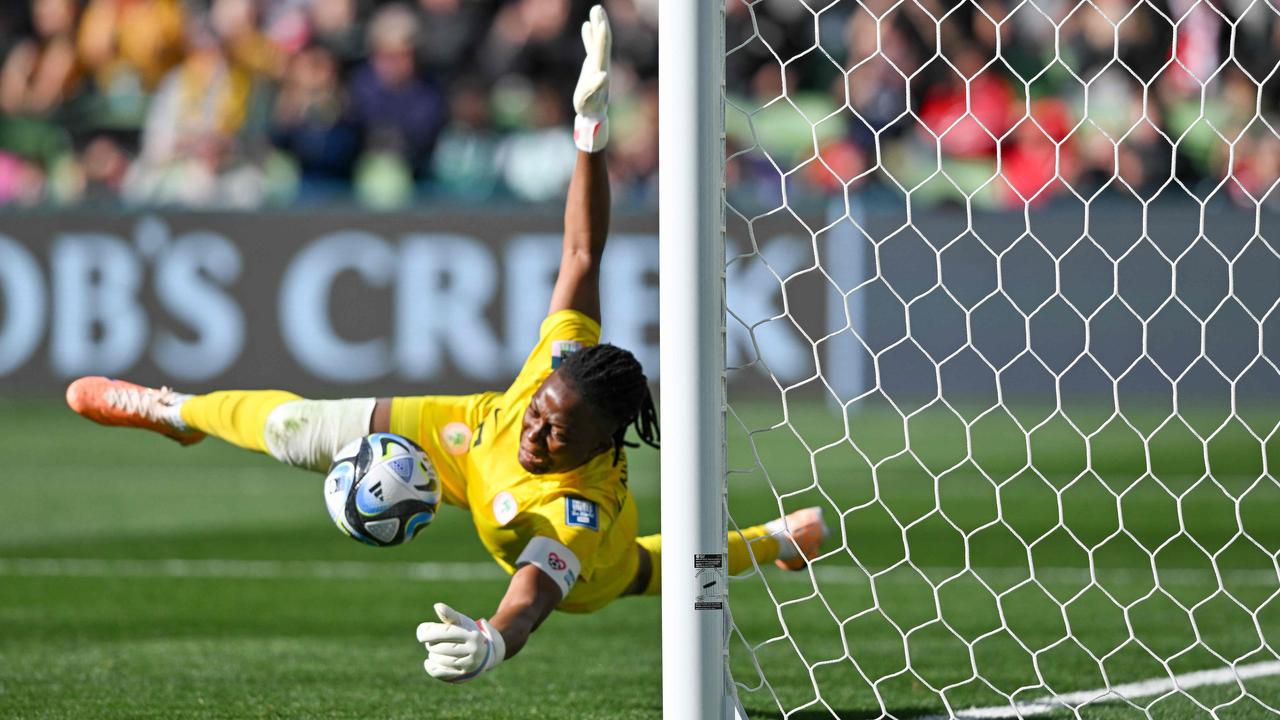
[719,1,1280,717]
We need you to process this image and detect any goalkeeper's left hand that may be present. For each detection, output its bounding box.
[572,4,611,153]
[416,602,506,683]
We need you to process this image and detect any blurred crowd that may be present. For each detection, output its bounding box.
[0,0,1275,210]
[726,0,1280,211]
[0,0,660,208]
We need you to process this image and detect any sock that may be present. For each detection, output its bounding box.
[180,390,300,453]
[160,392,194,429]
[633,524,781,598]
[261,397,377,471]
[729,523,780,572]
[180,391,375,471]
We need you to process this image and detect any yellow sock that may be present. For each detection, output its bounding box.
[728,524,779,574]
[634,524,780,598]
[179,390,301,454]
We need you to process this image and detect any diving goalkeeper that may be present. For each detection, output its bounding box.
[65,6,828,684]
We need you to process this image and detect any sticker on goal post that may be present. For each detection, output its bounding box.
[693,554,724,610]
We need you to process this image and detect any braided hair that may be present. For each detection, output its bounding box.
[558,343,660,465]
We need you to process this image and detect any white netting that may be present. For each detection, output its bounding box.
[722,1,1280,718]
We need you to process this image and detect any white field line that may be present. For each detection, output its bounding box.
[0,558,1275,587]
[928,660,1280,719]
[0,557,505,582]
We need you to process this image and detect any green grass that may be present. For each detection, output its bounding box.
[1,398,1278,718]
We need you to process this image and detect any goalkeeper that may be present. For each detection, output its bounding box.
[65,6,828,684]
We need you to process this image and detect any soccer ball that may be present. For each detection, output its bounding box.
[323,433,441,546]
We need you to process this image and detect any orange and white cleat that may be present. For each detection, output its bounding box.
[769,506,830,571]
[65,376,205,446]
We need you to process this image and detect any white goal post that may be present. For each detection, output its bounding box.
[658,1,731,718]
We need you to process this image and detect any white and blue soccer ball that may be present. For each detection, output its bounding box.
[323,433,441,547]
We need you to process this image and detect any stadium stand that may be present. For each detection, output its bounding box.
[0,0,1272,210]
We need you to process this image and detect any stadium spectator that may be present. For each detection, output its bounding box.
[212,0,285,79]
[1,0,82,118]
[0,0,83,204]
[260,0,311,56]
[349,2,446,194]
[414,0,489,77]
[427,77,503,201]
[496,80,576,203]
[270,42,359,200]
[75,130,132,202]
[308,0,364,69]
[77,0,186,125]
[479,0,576,95]
[123,1,273,208]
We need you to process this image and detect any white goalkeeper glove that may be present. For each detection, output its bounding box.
[416,602,506,683]
[572,4,611,153]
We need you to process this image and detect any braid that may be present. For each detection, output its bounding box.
[559,343,660,465]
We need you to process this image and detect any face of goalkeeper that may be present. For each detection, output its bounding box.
[518,370,613,475]
[517,343,660,475]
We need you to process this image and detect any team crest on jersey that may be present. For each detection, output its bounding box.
[441,422,472,456]
[492,491,518,526]
[551,340,583,369]
[565,496,598,530]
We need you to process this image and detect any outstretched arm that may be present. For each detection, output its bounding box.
[416,565,562,682]
[548,5,612,324]
[549,151,610,323]
[489,564,562,658]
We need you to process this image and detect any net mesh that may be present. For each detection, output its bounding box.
[721,1,1280,717]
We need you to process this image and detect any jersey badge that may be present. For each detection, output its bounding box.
[565,496,599,530]
[440,422,472,456]
[492,491,519,526]
[551,340,583,369]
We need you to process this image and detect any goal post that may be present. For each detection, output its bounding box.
[658,0,730,718]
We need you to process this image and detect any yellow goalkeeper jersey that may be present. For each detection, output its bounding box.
[389,310,640,613]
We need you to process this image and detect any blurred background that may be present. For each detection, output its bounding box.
[0,0,1273,211]
[0,0,1276,402]
[0,0,663,209]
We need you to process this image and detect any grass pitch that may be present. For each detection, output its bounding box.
[1,398,1278,718]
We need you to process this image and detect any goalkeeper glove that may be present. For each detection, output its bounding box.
[416,603,506,683]
[572,4,611,153]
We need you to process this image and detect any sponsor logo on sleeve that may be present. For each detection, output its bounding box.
[564,496,598,530]
[551,340,583,369]
[547,552,568,571]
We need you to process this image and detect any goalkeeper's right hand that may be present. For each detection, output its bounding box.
[572,4,611,153]
[417,602,506,683]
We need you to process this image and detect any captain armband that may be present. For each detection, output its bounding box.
[516,536,582,598]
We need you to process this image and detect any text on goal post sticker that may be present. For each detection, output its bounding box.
[694,554,725,610]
